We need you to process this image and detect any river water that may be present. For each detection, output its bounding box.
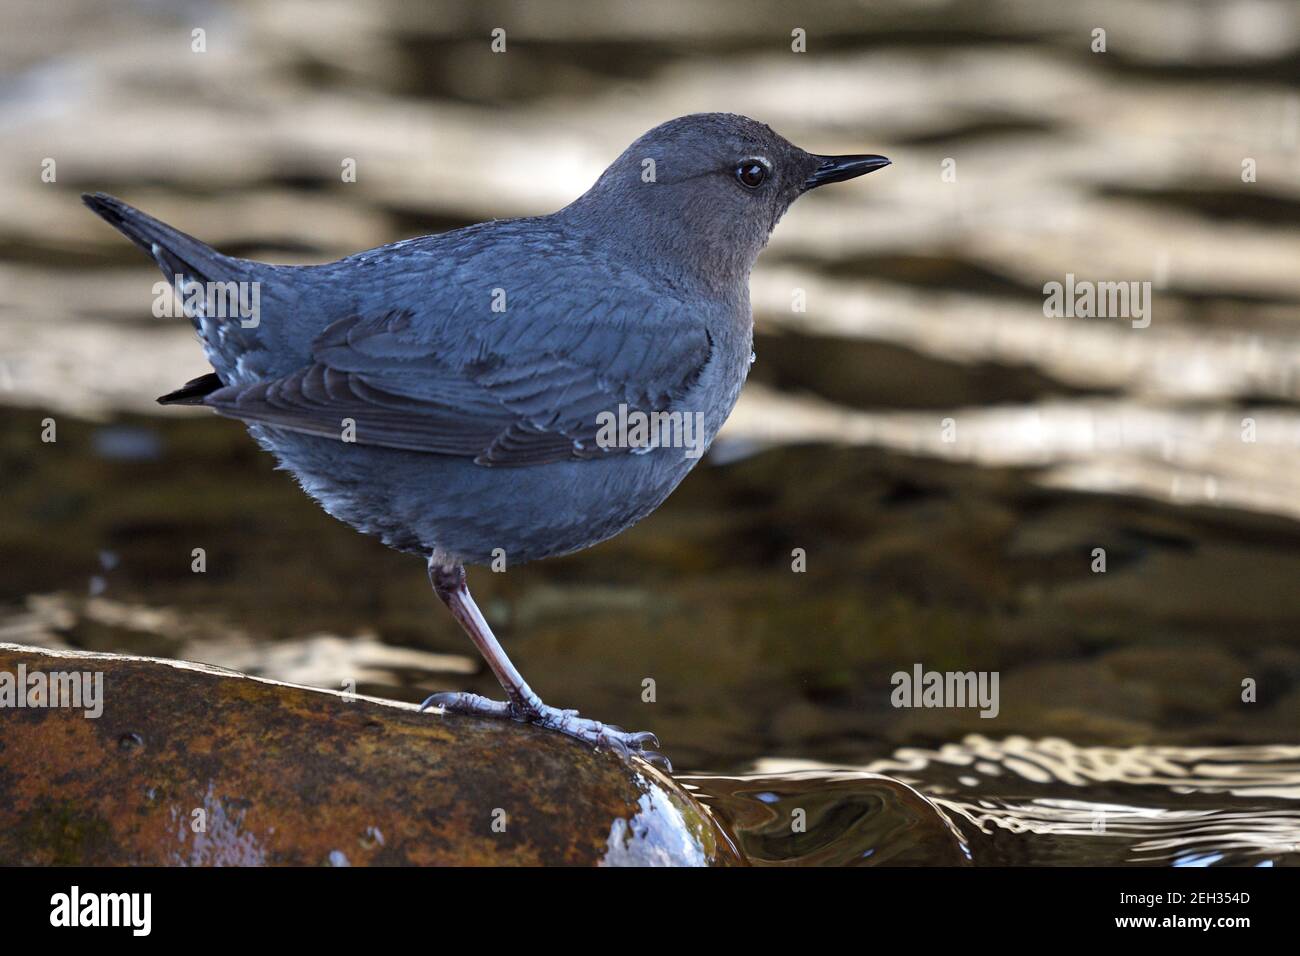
[2,0,1299,865]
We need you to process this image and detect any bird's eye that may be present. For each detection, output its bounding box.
[735,160,768,189]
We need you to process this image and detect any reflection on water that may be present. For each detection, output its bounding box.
[692,737,1300,866]
[4,402,1300,865]
[683,770,973,866]
[2,0,1300,865]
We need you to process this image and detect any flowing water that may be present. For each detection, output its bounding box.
[3,0,1300,864]
[5,408,1300,864]
[689,738,1300,866]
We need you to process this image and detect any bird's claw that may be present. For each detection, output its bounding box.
[420,690,512,718]
[424,691,670,772]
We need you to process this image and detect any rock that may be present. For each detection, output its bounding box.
[0,643,741,866]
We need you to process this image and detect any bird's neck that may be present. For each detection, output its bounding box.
[557,193,761,300]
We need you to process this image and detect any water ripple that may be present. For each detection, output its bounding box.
[693,736,1300,866]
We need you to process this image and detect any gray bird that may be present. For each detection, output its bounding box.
[83,113,889,768]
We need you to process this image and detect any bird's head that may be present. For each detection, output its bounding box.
[564,112,890,291]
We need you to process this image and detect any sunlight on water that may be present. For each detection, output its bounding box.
[2,0,1299,867]
[688,737,1300,866]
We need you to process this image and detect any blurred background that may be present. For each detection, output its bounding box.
[3,0,1300,864]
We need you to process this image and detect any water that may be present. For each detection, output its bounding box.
[5,408,1300,864]
[683,770,975,866]
[3,0,1300,865]
[690,739,1300,866]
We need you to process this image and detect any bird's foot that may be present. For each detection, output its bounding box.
[421,691,670,772]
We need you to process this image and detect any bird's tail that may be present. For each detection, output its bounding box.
[81,192,273,394]
[81,192,226,293]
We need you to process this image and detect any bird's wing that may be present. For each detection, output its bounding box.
[204,296,714,467]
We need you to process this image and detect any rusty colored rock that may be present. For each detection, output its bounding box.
[0,643,742,866]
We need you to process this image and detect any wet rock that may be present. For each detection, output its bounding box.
[0,643,742,866]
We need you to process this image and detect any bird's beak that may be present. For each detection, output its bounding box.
[803,154,891,190]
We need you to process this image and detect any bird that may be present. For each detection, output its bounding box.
[82,113,890,769]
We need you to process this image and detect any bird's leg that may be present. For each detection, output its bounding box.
[419,561,670,770]
[423,562,543,719]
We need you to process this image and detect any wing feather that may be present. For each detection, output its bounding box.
[206,299,713,467]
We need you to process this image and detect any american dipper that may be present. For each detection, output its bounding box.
[83,113,889,768]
